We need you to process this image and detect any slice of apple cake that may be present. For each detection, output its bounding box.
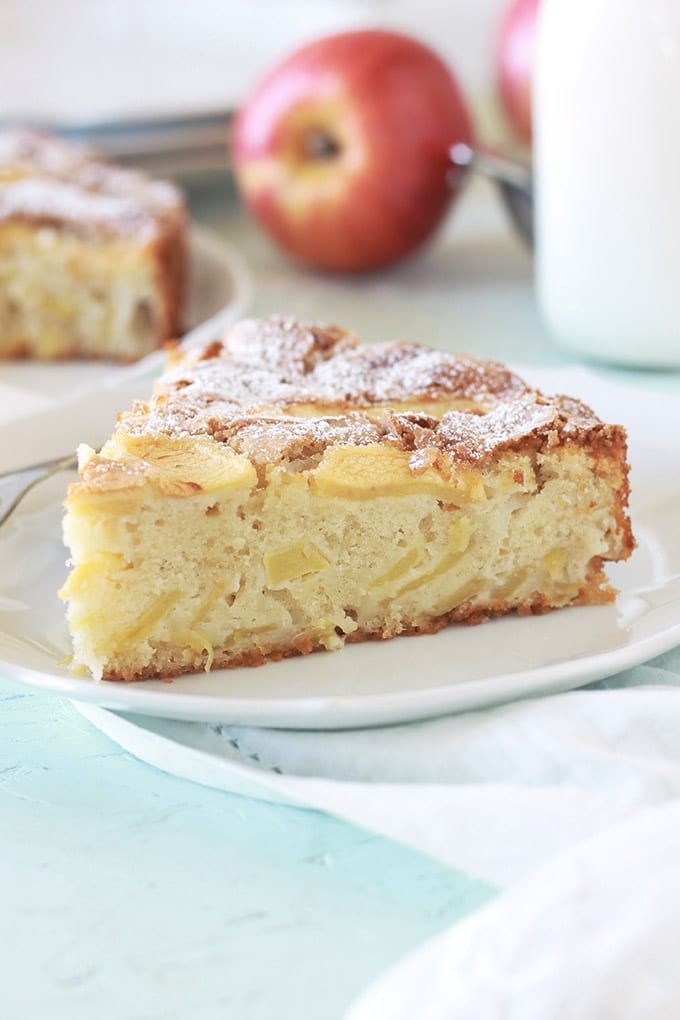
[60,316,634,682]
[0,128,186,361]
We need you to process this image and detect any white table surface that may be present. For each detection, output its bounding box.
[1,174,677,1020]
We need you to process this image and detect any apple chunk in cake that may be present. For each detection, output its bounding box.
[60,317,634,682]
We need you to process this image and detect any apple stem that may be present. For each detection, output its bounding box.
[304,129,340,160]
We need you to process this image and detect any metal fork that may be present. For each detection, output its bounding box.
[0,454,78,528]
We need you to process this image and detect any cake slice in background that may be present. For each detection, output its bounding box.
[59,317,635,683]
[0,128,186,360]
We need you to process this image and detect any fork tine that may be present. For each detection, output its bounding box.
[0,454,78,527]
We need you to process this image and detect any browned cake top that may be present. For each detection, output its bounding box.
[0,128,184,241]
[113,316,626,467]
[158,316,530,408]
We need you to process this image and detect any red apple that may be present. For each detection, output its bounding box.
[496,0,540,145]
[231,30,473,273]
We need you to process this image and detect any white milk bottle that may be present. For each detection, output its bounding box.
[535,0,680,367]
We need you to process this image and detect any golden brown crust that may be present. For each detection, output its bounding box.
[147,208,187,340]
[113,315,630,474]
[155,315,530,415]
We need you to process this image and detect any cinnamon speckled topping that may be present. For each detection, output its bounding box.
[118,316,625,465]
[152,316,528,414]
[0,128,183,240]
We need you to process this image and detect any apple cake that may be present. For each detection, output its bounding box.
[60,316,634,682]
[0,128,186,360]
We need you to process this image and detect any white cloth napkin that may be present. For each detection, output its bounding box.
[348,797,680,1019]
[94,658,679,886]
[73,649,680,1019]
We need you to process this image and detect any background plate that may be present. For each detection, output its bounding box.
[0,373,678,730]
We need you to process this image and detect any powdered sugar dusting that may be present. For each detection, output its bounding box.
[0,178,159,240]
[0,127,183,238]
[154,316,529,416]
[120,316,617,466]
[310,343,527,405]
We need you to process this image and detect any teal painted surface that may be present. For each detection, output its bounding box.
[0,679,492,1019]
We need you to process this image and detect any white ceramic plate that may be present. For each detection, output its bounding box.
[0,372,678,730]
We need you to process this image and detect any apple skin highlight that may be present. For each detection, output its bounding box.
[232,30,473,273]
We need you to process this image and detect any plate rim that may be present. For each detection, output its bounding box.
[3,612,680,730]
